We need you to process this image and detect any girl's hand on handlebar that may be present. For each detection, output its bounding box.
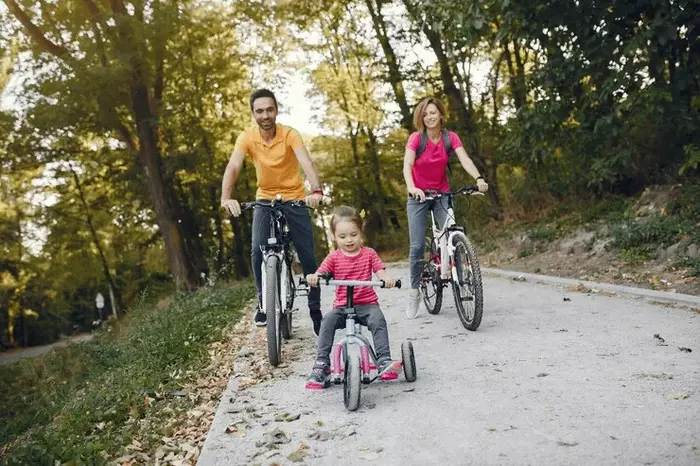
[382,276,396,288]
[306,273,319,287]
[476,178,489,193]
[221,199,242,217]
[407,187,425,201]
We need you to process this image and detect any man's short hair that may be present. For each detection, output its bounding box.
[250,88,278,110]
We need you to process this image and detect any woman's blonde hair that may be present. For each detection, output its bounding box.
[330,206,363,235]
[413,97,447,132]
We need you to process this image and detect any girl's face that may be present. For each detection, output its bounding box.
[423,103,442,130]
[333,219,362,254]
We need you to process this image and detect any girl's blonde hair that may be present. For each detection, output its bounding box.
[330,206,363,235]
[413,97,447,132]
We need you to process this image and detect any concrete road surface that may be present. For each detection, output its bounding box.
[199,266,700,466]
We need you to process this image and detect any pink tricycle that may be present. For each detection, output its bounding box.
[313,273,417,411]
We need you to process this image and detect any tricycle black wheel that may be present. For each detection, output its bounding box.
[343,353,362,411]
[401,341,417,382]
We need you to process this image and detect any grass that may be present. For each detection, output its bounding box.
[0,282,255,465]
[673,256,700,277]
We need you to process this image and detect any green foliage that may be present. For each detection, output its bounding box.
[673,257,700,278]
[0,282,254,463]
[611,215,685,250]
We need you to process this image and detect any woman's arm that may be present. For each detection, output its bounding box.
[404,148,426,200]
[455,147,488,192]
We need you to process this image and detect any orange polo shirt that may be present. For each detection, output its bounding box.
[234,124,307,201]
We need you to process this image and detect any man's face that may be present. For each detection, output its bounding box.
[252,97,277,131]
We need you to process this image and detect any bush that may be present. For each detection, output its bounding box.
[0,282,255,464]
[611,215,685,250]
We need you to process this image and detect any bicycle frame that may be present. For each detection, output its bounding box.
[329,280,385,384]
[426,197,468,282]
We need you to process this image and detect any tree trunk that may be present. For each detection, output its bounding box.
[362,126,387,229]
[364,0,413,133]
[69,165,126,314]
[130,81,203,290]
[402,0,503,220]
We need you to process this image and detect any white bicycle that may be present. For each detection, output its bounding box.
[418,186,484,330]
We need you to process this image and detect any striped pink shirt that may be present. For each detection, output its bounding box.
[317,247,386,308]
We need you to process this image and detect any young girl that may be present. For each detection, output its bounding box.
[403,96,488,319]
[305,206,401,389]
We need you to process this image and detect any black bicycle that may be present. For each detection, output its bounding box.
[242,196,309,366]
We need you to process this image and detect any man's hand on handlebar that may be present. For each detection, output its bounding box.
[221,199,241,217]
[305,193,323,208]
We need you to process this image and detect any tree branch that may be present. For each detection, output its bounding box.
[3,0,72,60]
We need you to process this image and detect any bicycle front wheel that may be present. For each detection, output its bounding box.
[265,255,282,366]
[451,234,483,331]
[420,236,443,314]
[280,259,294,340]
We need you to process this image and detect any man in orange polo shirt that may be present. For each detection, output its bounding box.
[221,89,324,334]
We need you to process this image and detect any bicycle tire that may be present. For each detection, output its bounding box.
[451,234,484,331]
[265,255,282,366]
[343,352,362,411]
[421,236,443,314]
[280,259,294,340]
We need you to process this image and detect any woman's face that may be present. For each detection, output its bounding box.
[423,103,442,130]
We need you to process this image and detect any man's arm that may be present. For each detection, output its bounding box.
[293,146,323,207]
[220,149,245,216]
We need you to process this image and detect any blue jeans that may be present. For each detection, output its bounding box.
[407,196,450,289]
[251,203,321,316]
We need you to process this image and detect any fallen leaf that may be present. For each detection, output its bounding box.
[678,347,692,353]
[170,389,188,397]
[557,441,579,447]
[358,451,380,461]
[287,450,308,462]
[563,297,571,302]
[653,334,665,343]
[403,387,415,392]
[487,428,497,433]
[513,275,527,282]
[666,393,689,400]
[537,372,549,378]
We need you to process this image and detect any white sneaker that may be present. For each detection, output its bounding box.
[406,289,421,319]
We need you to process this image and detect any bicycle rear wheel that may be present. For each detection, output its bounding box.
[420,237,443,314]
[451,234,483,330]
[265,255,282,366]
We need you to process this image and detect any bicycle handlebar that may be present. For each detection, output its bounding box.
[410,185,482,201]
[241,199,308,211]
[300,273,402,289]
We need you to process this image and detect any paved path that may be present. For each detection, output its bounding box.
[0,333,94,366]
[199,266,700,466]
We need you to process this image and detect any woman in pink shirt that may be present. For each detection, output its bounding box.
[403,97,488,319]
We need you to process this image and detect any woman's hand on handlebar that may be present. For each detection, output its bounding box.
[476,178,489,193]
[407,186,425,201]
[306,273,319,287]
[221,199,241,217]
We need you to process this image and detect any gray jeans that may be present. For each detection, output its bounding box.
[407,197,450,289]
[315,304,390,364]
[252,203,321,316]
